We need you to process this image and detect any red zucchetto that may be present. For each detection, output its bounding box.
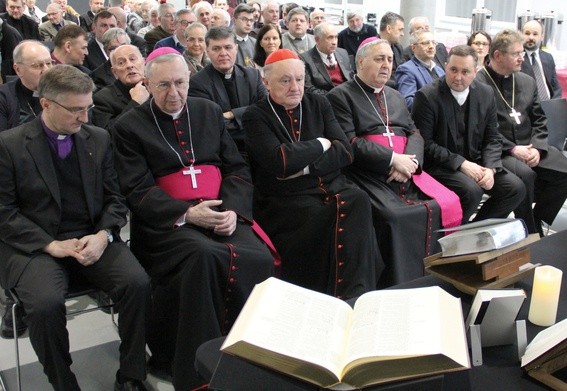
[264,49,300,65]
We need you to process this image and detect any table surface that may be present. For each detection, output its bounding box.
[196,230,567,390]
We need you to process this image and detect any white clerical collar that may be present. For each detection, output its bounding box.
[170,106,185,119]
[373,86,384,94]
[450,87,469,106]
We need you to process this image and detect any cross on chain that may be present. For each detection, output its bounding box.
[183,166,201,188]
[382,127,395,147]
[509,108,522,125]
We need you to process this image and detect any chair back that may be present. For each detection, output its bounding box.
[541,98,567,151]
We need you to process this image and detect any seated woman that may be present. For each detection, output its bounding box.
[468,30,491,69]
[183,22,210,74]
[251,24,282,72]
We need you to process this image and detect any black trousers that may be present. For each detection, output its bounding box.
[14,242,151,391]
[428,166,526,223]
[503,155,567,233]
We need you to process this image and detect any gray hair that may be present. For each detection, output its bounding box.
[175,8,194,22]
[205,26,236,46]
[144,53,186,79]
[38,65,95,99]
[346,11,362,21]
[102,27,130,49]
[313,22,335,39]
[192,1,213,14]
[13,40,50,64]
[158,2,175,18]
[184,22,207,38]
[355,38,389,70]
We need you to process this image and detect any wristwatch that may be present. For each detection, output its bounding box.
[105,229,114,243]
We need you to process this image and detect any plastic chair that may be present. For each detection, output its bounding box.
[6,283,116,391]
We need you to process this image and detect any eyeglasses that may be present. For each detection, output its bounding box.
[162,12,174,18]
[505,50,525,59]
[237,17,255,23]
[472,41,489,46]
[152,80,189,92]
[417,40,437,47]
[17,60,55,70]
[178,20,193,27]
[49,99,95,114]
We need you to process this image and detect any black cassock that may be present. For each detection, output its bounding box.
[112,97,274,390]
[328,77,457,287]
[477,67,567,230]
[243,93,383,298]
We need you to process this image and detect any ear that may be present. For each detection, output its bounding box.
[39,97,50,110]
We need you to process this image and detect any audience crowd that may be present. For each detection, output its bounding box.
[0,1,566,390]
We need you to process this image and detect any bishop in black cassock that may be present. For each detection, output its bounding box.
[475,29,567,234]
[112,53,274,390]
[244,49,382,298]
[328,39,462,287]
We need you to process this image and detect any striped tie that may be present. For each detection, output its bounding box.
[531,52,550,101]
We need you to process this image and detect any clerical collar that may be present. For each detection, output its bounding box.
[151,100,186,120]
[41,118,74,159]
[450,87,469,106]
[214,67,233,80]
[485,64,511,79]
[354,75,383,94]
[170,105,186,119]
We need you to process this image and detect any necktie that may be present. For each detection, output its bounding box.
[327,54,335,69]
[531,52,550,101]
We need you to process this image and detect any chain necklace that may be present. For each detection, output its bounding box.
[268,97,302,143]
[354,77,395,147]
[482,67,522,125]
[149,98,195,168]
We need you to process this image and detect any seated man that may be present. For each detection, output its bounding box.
[243,49,383,298]
[51,24,91,74]
[90,27,132,91]
[327,38,462,287]
[39,3,76,42]
[412,45,525,223]
[92,44,148,130]
[0,65,150,391]
[300,22,353,95]
[112,50,274,390]
[476,29,567,235]
[188,26,266,155]
[401,16,448,66]
[395,30,444,110]
[281,7,314,55]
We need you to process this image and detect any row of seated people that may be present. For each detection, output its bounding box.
[2,26,567,391]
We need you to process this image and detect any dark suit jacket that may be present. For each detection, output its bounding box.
[521,49,562,99]
[90,60,115,91]
[0,118,128,288]
[412,77,503,171]
[0,20,22,79]
[85,38,107,71]
[128,29,147,58]
[300,47,353,95]
[0,79,40,131]
[188,63,267,149]
[79,10,95,33]
[402,42,449,68]
[144,25,171,54]
[395,56,445,110]
[93,79,139,130]
[0,13,40,40]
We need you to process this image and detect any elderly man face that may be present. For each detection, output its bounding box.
[264,57,304,110]
[348,15,363,33]
[206,35,237,74]
[288,11,308,38]
[89,0,105,13]
[52,0,67,8]
[140,2,152,22]
[160,6,177,33]
[111,45,145,86]
[94,16,118,41]
[145,55,189,114]
[176,12,196,37]
[14,42,53,92]
[411,31,436,62]
[46,3,64,25]
[104,32,130,55]
[357,42,393,89]
[263,2,279,26]
[214,0,228,10]
[523,20,544,51]
[315,23,337,55]
[6,0,24,19]
[310,10,325,28]
[410,17,430,34]
[210,9,229,27]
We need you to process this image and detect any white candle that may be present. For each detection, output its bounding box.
[528,265,563,326]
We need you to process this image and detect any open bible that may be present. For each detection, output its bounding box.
[221,277,470,389]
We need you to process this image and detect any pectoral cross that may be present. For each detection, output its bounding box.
[509,109,522,125]
[183,166,201,188]
[382,127,395,148]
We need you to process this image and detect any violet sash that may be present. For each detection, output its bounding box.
[363,134,463,228]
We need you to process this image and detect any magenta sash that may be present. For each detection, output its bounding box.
[155,165,282,273]
[155,165,221,201]
[363,134,462,228]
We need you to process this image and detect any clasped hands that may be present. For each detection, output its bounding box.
[185,200,237,236]
[43,230,109,266]
[388,153,418,183]
[459,160,495,190]
[511,144,540,167]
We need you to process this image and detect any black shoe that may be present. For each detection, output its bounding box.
[1,294,27,339]
[114,372,149,391]
[146,356,173,382]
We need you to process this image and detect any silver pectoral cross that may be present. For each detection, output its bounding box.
[382,127,395,147]
[509,109,522,125]
[183,166,202,189]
